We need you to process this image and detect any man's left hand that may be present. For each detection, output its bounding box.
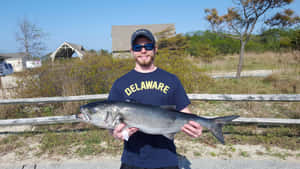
[181,121,202,138]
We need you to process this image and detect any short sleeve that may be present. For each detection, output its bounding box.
[108,80,123,101]
[173,76,191,111]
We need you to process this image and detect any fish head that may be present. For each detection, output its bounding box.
[79,101,120,129]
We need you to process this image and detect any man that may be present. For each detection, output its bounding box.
[108,29,202,169]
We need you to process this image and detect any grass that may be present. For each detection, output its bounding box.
[209,152,217,157]
[0,118,299,159]
[239,150,250,157]
[196,51,300,72]
[190,100,300,119]
[268,152,291,160]
[0,135,27,156]
[174,124,300,150]
[0,128,123,158]
[193,151,202,157]
[0,51,299,159]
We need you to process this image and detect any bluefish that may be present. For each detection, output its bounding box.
[79,100,239,144]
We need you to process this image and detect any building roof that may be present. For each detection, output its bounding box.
[50,41,86,61]
[111,24,176,52]
[0,52,27,60]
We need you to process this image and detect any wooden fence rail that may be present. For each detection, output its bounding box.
[0,94,300,126]
[0,94,300,105]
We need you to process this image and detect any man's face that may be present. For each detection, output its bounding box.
[131,37,156,67]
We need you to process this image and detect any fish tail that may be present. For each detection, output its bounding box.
[208,115,239,144]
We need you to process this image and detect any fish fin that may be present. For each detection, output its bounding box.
[163,133,176,140]
[206,115,239,144]
[112,114,124,127]
[160,105,176,111]
[210,123,225,144]
[214,115,240,124]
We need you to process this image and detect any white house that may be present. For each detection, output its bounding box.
[0,52,27,72]
[50,41,86,61]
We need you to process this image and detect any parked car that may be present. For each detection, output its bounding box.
[0,61,14,76]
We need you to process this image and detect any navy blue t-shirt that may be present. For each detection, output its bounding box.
[108,68,190,168]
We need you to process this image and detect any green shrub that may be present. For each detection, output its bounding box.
[155,49,212,93]
[11,51,210,118]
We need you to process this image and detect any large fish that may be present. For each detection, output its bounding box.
[79,100,239,144]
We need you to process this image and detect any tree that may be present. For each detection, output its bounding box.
[99,49,111,56]
[154,26,176,40]
[205,0,294,78]
[290,29,300,50]
[16,17,47,59]
[265,9,300,28]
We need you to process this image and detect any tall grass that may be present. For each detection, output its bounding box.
[1,51,298,119]
[195,51,300,72]
[0,51,299,158]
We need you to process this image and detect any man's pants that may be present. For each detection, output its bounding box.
[120,163,179,169]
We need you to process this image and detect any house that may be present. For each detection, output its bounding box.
[111,24,176,58]
[0,52,27,72]
[50,41,86,61]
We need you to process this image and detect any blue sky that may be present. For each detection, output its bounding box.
[0,0,299,54]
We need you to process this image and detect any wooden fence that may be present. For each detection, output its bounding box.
[1,94,300,104]
[209,70,275,79]
[0,94,300,127]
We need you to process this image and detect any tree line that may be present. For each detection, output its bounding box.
[15,0,299,79]
[185,28,299,58]
[204,0,299,78]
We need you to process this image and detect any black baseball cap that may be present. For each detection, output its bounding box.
[131,29,156,48]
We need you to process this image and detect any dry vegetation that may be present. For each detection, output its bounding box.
[0,51,299,161]
[194,51,300,72]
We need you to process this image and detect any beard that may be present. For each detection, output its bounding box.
[135,54,155,67]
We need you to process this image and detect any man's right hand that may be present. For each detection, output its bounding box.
[112,123,139,140]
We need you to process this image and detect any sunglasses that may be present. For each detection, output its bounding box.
[132,43,154,52]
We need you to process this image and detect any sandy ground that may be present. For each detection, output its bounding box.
[1,143,299,169]
[0,122,299,169]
